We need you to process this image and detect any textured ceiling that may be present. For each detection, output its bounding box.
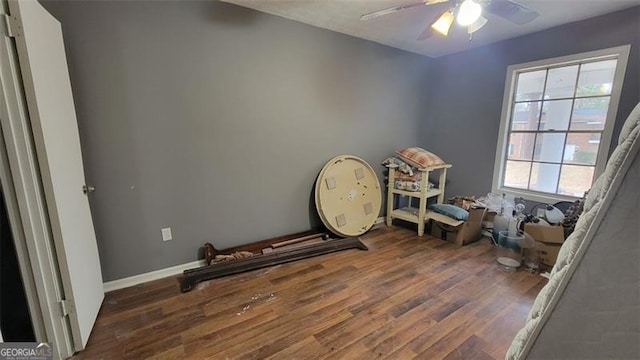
[220,0,640,58]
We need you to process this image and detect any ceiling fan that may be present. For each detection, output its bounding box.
[360,0,540,40]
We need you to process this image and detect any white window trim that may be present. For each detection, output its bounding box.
[492,45,631,204]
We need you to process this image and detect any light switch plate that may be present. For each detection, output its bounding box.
[161,227,172,241]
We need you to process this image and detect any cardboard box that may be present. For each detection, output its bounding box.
[536,241,562,267]
[524,223,565,244]
[430,207,485,246]
[524,223,566,266]
[483,210,497,223]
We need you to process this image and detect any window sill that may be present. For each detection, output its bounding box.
[493,185,582,205]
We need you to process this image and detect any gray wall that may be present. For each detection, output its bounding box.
[42,0,639,281]
[421,7,640,198]
[41,1,433,281]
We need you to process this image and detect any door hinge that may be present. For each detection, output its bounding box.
[1,14,20,38]
[59,299,74,317]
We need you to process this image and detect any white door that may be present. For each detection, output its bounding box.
[8,0,103,351]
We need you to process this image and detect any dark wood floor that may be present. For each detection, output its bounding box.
[75,225,546,359]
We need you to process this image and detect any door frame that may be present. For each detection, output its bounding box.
[0,0,74,358]
[0,121,46,341]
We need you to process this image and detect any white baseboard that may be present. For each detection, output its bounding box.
[103,221,387,293]
[103,259,206,293]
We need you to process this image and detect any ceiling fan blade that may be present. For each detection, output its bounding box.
[360,0,449,21]
[417,23,434,40]
[484,0,540,25]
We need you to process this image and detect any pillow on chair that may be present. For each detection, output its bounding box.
[396,147,445,169]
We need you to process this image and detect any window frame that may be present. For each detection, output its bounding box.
[492,45,631,204]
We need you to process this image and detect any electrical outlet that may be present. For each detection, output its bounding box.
[161,227,172,241]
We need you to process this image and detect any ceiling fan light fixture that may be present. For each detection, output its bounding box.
[467,15,488,34]
[456,0,482,26]
[431,10,455,36]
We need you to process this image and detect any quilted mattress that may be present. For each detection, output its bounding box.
[506,102,640,359]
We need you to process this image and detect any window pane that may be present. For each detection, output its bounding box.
[515,70,546,101]
[512,102,541,130]
[576,60,617,97]
[564,133,600,165]
[540,99,572,131]
[508,133,535,161]
[504,161,531,189]
[529,162,560,193]
[558,165,594,197]
[570,96,610,131]
[544,65,578,99]
[533,133,566,163]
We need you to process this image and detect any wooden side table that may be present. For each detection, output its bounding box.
[386,164,451,236]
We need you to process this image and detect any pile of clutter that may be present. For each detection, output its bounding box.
[475,193,586,240]
[559,199,585,237]
[471,192,586,271]
[209,251,254,265]
[445,193,586,241]
[476,193,521,242]
[381,156,434,192]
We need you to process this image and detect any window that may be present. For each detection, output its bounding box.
[493,46,630,203]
